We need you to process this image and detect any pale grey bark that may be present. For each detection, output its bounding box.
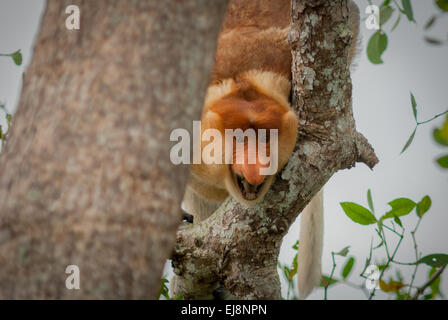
[0,0,227,299]
[172,0,378,299]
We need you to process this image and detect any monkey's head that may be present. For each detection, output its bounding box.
[196,83,298,207]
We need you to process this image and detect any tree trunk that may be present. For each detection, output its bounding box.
[172,0,378,299]
[0,0,227,299]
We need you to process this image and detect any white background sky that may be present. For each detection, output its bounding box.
[0,0,447,300]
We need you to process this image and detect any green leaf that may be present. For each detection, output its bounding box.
[416,195,432,217]
[363,257,371,271]
[335,246,350,257]
[436,155,448,168]
[401,0,415,22]
[0,125,3,140]
[10,50,22,66]
[391,13,401,31]
[280,263,288,279]
[394,216,403,227]
[367,189,375,213]
[380,5,394,26]
[434,128,448,146]
[367,30,388,64]
[436,0,448,11]
[157,277,170,300]
[292,253,298,273]
[439,115,448,139]
[285,266,297,281]
[423,293,434,300]
[340,202,377,225]
[342,256,355,279]
[401,126,417,154]
[292,240,299,250]
[374,240,384,249]
[320,275,338,288]
[429,267,442,298]
[283,266,292,281]
[382,198,416,220]
[410,92,417,121]
[418,254,448,267]
[377,263,389,271]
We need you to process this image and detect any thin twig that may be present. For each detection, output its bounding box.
[377,226,391,260]
[411,266,446,300]
[407,218,422,296]
[382,224,403,238]
[391,260,417,266]
[392,0,403,12]
[417,110,448,125]
[343,280,371,298]
[369,227,405,300]
[360,237,374,279]
[324,252,336,300]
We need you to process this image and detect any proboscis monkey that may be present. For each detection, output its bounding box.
[179,0,360,299]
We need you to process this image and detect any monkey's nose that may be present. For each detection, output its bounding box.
[232,162,266,186]
[243,165,265,186]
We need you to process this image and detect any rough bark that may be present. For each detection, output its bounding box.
[172,0,378,299]
[0,0,227,299]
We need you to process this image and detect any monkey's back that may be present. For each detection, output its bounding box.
[211,0,292,83]
[221,0,290,31]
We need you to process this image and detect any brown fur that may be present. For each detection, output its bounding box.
[211,27,291,82]
[189,69,298,209]
[221,0,291,31]
[185,0,297,214]
[177,0,361,300]
[211,0,291,82]
[184,0,360,216]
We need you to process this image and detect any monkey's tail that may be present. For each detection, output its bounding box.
[297,190,324,299]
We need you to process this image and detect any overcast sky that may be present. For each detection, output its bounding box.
[0,0,447,300]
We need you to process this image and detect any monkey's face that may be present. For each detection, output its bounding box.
[202,94,298,207]
[225,132,277,205]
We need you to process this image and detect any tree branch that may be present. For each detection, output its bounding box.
[411,266,446,300]
[173,0,378,299]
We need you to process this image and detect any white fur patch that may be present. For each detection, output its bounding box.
[204,70,291,111]
[242,70,291,111]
